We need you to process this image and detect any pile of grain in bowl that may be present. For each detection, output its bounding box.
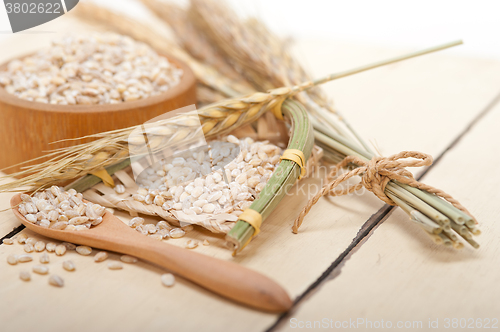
[130,135,282,228]
[0,32,183,105]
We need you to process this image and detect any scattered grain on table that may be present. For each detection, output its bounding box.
[55,245,67,256]
[94,251,108,262]
[46,242,57,252]
[7,254,18,265]
[48,275,64,287]
[62,260,76,271]
[34,241,45,252]
[161,273,175,287]
[2,238,13,245]
[18,254,33,263]
[16,233,28,244]
[40,252,50,264]
[76,246,92,256]
[33,265,49,275]
[107,261,123,270]
[120,255,138,264]
[19,271,31,281]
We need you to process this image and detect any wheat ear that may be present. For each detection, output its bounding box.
[140,0,250,86]
[0,40,461,193]
[73,1,249,98]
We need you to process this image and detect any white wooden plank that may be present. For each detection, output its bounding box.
[294,39,500,157]
[1,16,500,331]
[276,100,500,332]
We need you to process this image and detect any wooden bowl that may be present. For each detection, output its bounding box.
[0,54,196,174]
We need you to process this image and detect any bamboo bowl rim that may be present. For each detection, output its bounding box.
[0,53,196,114]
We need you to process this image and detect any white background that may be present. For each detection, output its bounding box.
[1,0,500,60]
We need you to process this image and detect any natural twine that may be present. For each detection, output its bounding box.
[292,151,476,233]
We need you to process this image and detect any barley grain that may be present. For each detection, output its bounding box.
[62,260,76,271]
[55,245,67,256]
[185,239,198,249]
[91,216,103,226]
[120,255,138,264]
[161,273,175,287]
[114,184,126,194]
[19,271,31,281]
[149,233,163,241]
[107,261,123,270]
[48,275,64,287]
[58,215,69,222]
[33,265,49,275]
[69,216,89,225]
[144,224,157,234]
[39,219,50,228]
[34,241,46,252]
[17,233,28,244]
[76,246,92,256]
[156,220,172,231]
[202,203,215,213]
[18,254,33,263]
[46,243,57,252]
[62,242,76,250]
[7,254,17,265]
[181,225,194,232]
[94,251,108,262]
[129,217,144,228]
[157,229,170,239]
[2,238,13,245]
[170,228,185,238]
[24,244,34,253]
[40,252,50,264]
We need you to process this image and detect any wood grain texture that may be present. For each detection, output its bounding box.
[294,40,500,158]
[10,194,292,313]
[0,54,196,174]
[275,100,500,332]
[0,228,279,332]
[1,23,500,332]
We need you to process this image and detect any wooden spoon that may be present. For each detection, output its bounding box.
[10,194,292,313]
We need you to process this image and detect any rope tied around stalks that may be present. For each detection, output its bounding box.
[292,151,476,233]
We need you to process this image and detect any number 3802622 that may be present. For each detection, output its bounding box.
[444,318,498,329]
[5,2,61,14]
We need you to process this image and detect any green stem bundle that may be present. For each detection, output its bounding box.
[313,116,479,249]
[226,100,314,253]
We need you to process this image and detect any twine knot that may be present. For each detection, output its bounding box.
[353,151,432,205]
[292,151,474,233]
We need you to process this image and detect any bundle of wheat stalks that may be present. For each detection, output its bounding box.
[1,0,479,252]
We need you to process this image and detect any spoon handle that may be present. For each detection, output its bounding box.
[10,193,291,312]
[114,232,292,312]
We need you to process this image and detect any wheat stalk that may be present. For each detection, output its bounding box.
[0,87,290,193]
[0,41,460,194]
[243,17,335,114]
[140,0,247,85]
[187,0,370,150]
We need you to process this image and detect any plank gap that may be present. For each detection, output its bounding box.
[267,89,500,331]
[0,224,25,243]
[416,89,500,181]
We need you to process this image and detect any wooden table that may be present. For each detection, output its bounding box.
[1,15,500,332]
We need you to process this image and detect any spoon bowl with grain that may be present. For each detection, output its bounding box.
[10,193,292,313]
